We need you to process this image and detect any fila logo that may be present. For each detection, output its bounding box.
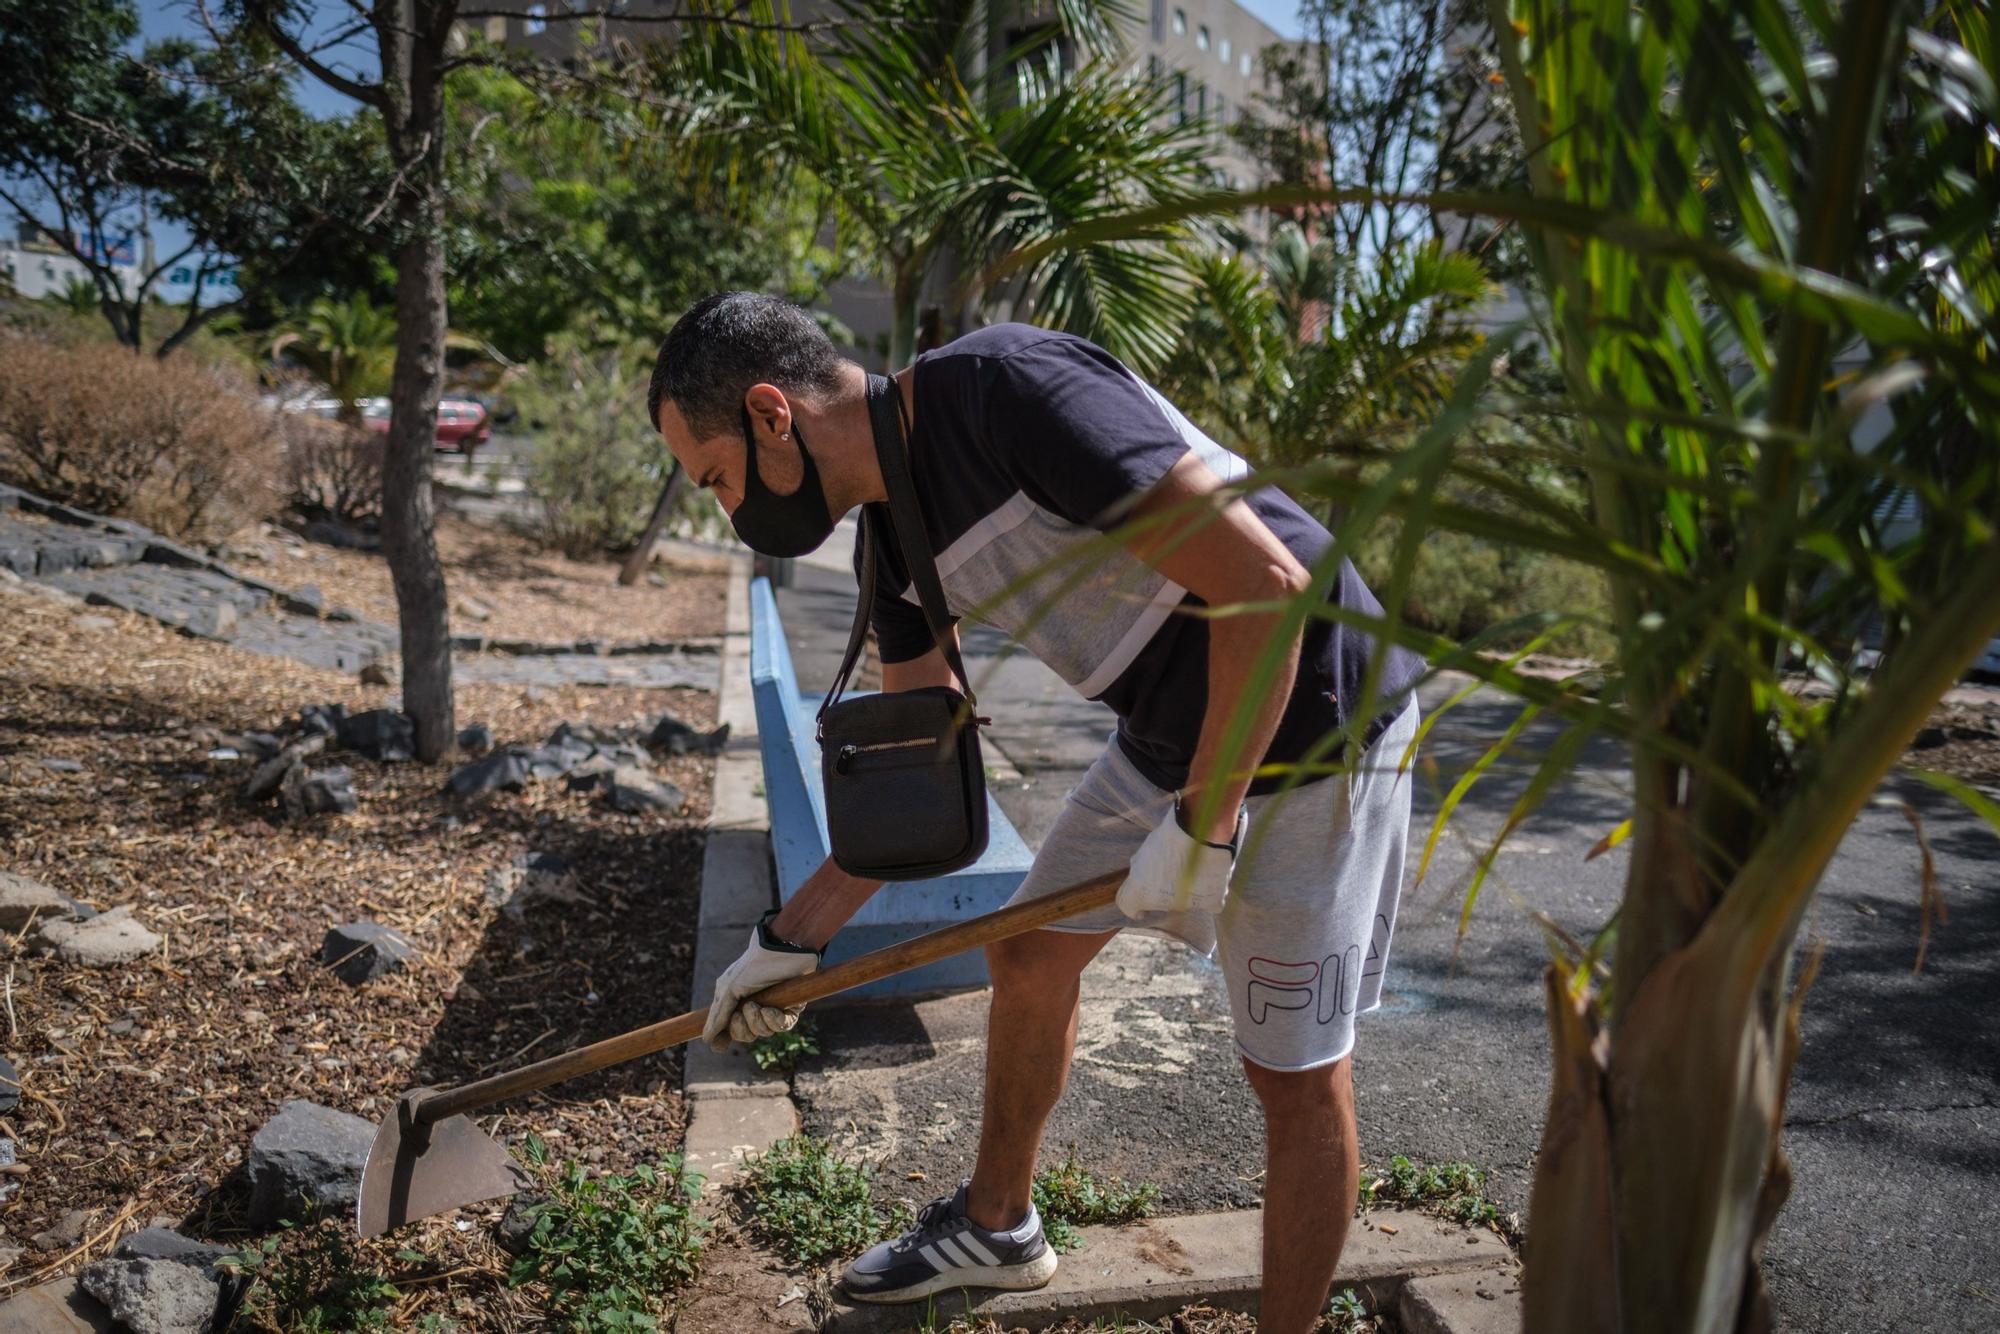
[1245,917,1390,1025]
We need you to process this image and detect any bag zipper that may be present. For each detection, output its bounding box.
[834,736,934,773]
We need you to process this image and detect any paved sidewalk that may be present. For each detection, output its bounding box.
[773,563,2000,1334]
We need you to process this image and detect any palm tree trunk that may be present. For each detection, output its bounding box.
[1527,540,2000,1332]
[1521,823,1830,1334]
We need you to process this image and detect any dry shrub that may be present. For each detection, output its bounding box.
[280,412,383,527]
[0,333,279,541]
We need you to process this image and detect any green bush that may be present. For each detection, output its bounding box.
[738,1134,905,1267]
[507,1133,707,1329]
[1354,524,1615,661]
[1031,1149,1159,1254]
[513,337,678,559]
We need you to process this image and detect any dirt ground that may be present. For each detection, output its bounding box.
[227,512,731,646]
[0,569,719,1325]
[1909,697,2000,786]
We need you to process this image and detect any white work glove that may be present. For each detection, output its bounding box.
[701,910,820,1052]
[1116,795,1247,918]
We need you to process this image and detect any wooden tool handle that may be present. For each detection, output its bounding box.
[414,869,1125,1125]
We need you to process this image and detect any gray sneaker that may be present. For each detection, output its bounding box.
[841,1180,1058,1303]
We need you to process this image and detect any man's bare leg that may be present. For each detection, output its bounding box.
[962,927,1118,1231]
[1244,1055,1361,1334]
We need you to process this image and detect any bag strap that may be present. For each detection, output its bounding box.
[818,374,974,726]
[818,504,879,727]
[871,374,973,702]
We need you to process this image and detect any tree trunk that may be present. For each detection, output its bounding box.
[1524,544,2000,1332]
[379,1,455,763]
[617,462,686,587]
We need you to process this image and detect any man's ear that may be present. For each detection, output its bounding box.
[743,382,792,439]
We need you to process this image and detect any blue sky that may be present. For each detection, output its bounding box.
[1237,0,1302,38]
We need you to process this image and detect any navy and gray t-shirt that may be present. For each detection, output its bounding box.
[858,323,1424,796]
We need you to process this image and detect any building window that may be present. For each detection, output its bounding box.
[1151,0,1164,42]
[1194,82,1207,118]
[1220,38,1231,62]
[525,3,547,35]
[1147,53,1162,80]
[1240,51,1252,77]
[1197,24,1210,51]
[1174,71,1187,123]
[1172,8,1186,36]
[1215,95,1228,126]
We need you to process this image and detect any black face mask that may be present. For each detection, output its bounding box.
[730,407,835,557]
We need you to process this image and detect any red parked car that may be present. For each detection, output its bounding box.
[359,397,492,454]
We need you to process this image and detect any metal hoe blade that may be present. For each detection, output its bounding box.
[356,1090,534,1238]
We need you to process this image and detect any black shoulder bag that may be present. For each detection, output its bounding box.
[814,374,990,880]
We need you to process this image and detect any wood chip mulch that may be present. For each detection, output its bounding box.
[225,512,732,647]
[1906,699,2000,788]
[0,573,720,1324]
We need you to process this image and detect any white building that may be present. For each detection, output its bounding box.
[0,225,139,302]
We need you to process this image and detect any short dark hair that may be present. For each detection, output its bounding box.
[648,291,848,437]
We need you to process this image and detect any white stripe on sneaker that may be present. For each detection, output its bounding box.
[920,1243,955,1272]
[954,1233,1000,1266]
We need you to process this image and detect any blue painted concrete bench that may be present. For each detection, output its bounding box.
[748,577,1035,996]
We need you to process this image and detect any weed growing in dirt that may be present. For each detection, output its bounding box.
[1360,1154,1505,1232]
[749,1022,819,1073]
[224,1218,400,1332]
[506,1133,707,1328]
[1324,1286,1387,1332]
[1031,1149,1159,1254]
[739,1134,904,1266]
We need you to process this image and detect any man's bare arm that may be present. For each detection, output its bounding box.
[1124,453,1311,840]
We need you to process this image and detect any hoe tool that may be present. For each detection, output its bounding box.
[356,869,1124,1236]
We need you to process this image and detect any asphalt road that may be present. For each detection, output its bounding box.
[772,562,2000,1332]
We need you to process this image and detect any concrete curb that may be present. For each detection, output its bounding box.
[682,554,799,1192]
[820,1208,1520,1333]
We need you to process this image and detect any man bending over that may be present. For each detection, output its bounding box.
[649,292,1423,1333]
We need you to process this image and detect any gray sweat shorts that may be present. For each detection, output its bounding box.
[1004,699,1419,1071]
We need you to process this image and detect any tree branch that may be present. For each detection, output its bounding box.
[135,233,207,310]
[252,10,388,108]
[156,290,240,359]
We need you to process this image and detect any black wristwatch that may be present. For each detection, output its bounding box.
[757,908,824,958]
[1173,791,1247,854]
